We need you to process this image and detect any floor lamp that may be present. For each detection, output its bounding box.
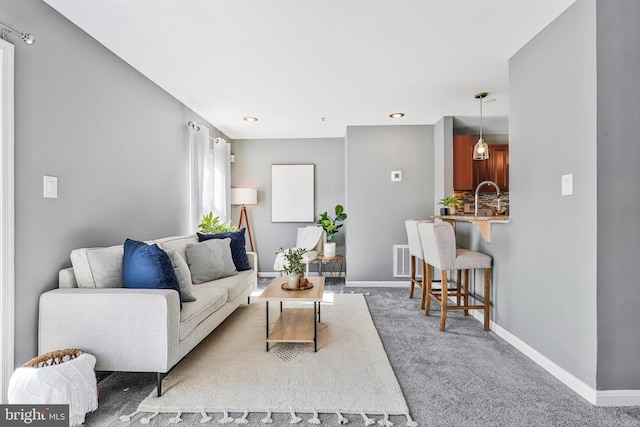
[231,188,257,252]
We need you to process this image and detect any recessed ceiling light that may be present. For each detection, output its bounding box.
[243,116,258,122]
[389,112,405,118]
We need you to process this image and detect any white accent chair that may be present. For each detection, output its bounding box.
[273,226,326,276]
[418,221,492,331]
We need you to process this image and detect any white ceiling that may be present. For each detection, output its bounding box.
[43,0,575,140]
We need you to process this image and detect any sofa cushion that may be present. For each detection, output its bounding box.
[185,239,238,284]
[179,284,228,340]
[208,269,255,301]
[166,250,196,302]
[198,229,251,271]
[70,245,124,288]
[155,235,199,263]
[122,239,182,306]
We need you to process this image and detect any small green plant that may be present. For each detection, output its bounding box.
[316,204,348,242]
[276,247,308,276]
[438,196,462,208]
[198,212,237,234]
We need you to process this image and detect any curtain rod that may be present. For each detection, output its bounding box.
[0,21,35,45]
[187,121,225,143]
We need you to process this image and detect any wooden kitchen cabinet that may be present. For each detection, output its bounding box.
[453,135,509,192]
[453,135,474,191]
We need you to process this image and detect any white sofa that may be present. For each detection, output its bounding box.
[38,234,257,396]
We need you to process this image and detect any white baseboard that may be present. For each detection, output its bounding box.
[467,310,640,406]
[344,281,409,288]
[258,272,279,278]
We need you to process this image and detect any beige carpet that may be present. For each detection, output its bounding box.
[124,293,416,425]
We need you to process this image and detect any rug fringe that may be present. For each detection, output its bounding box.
[119,409,141,422]
[261,409,273,424]
[219,410,234,424]
[236,410,249,424]
[169,411,183,424]
[360,411,375,426]
[141,411,159,424]
[289,408,302,424]
[336,411,349,424]
[405,413,418,427]
[308,410,321,424]
[200,410,213,423]
[378,411,393,427]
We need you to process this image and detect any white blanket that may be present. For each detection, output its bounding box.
[273,226,323,271]
[8,353,98,426]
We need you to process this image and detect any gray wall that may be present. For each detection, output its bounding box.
[6,0,223,365]
[596,0,640,390]
[502,0,599,387]
[230,138,345,272]
[345,125,433,283]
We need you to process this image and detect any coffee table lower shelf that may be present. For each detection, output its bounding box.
[267,308,315,343]
[265,303,320,352]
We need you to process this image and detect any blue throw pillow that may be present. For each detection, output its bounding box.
[197,228,251,271]
[122,239,182,307]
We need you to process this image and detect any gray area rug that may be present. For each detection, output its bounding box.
[87,282,640,426]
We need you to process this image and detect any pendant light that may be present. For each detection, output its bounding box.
[473,92,489,160]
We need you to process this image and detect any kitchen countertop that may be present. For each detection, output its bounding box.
[431,215,510,242]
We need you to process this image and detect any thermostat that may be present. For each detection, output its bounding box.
[391,171,402,182]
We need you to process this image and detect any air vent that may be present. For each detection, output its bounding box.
[393,245,422,278]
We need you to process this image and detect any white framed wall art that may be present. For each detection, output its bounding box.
[271,164,315,222]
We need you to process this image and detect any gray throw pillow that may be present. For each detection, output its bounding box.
[166,249,197,302]
[185,238,238,284]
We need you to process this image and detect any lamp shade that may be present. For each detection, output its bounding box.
[231,188,257,205]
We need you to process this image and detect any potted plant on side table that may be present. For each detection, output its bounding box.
[316,204,348,258]
[438,196,462,215]
[277,247,308,289]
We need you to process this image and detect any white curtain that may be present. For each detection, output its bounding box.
[189,125,231,231]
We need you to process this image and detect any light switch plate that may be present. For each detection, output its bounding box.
[561,174,573,196]
[391,171,402,182]
[44,175,58,198]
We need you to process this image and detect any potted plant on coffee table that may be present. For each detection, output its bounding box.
[316,204,347,258]
[277,247,308,289]
[438,196,463,215]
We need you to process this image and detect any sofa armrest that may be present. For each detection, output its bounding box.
[38,288,180,373]
[246,251,257,271]
[58,267,77,288]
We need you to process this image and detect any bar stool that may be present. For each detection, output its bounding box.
[404,219,426,301]
[417,221,492,331]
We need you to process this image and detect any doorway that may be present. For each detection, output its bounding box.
[0,37,15,404]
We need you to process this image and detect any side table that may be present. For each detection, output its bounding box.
[316,255,344,284]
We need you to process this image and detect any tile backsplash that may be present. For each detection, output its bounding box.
[453,191,509,216]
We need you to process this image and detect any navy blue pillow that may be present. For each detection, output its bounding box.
[122,239,182,307]
[197,228,251,271]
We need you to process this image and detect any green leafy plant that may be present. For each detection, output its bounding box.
[198,212,236,234]
[276,247,308,276]
[316,204,348,242]
[438,196,462,208]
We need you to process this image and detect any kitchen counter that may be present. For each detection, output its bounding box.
[431,215,510,243]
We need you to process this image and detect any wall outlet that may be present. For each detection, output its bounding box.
[391,171,402,182]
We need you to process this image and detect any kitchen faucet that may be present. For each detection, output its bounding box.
[475,180,501,217]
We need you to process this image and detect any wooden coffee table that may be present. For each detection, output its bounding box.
[258,276,325,352]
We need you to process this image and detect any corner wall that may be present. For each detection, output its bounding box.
[595,0,640,390]
[345,125,433,283]
[506,0,598,387]
[6,0,221,365]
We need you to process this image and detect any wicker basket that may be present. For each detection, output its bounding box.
[23,348,87,368]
